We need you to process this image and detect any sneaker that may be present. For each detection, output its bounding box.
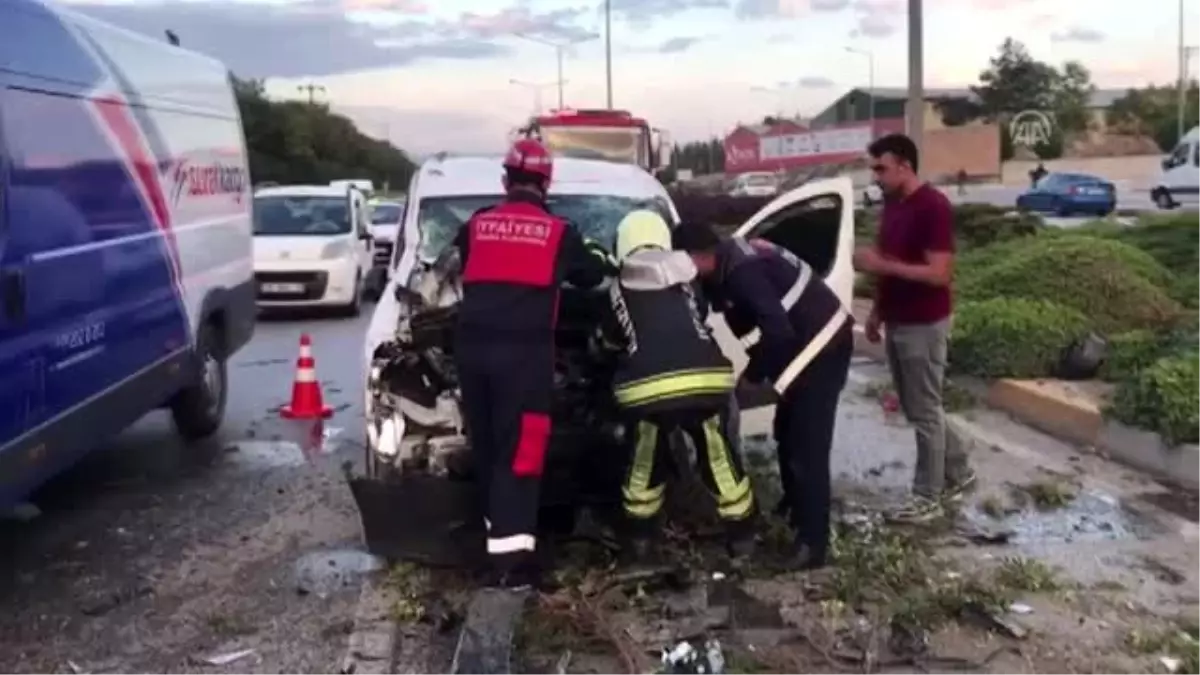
[887,495,943,523]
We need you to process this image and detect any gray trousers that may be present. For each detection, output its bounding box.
[884,318,969,495]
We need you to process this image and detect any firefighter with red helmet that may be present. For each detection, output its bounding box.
[451,138,614,589]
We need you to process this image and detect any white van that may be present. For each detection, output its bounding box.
[331,179,375,197]
[1151,126,1199,210]
[253,185,375,315]
[729,171,780,198]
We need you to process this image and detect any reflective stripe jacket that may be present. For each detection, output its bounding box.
[600,249,734,415]
[453,192,609,343]
[709,238,852,394]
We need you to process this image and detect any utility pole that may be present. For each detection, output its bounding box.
[297,82,326,105]
[514,33,598,111]
[604,0,613,108]
[906,0,924,170]
[1178,0,1186,144]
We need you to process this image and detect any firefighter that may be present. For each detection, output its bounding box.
[672,223,854,571]
[599,210,755,562]
[452,138,614,589]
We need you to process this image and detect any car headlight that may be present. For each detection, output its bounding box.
[321,240,351,259]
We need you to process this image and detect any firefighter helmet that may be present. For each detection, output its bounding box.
[502,138,554,181]
[616,210,672,261]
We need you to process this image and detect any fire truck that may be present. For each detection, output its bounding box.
[514,108,671,176]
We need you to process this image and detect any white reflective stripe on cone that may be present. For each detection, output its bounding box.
[740,261,814,350]
[295,368,317,383]
[300,346,312,358]
[487,533,537,554]
[772,306,850,395]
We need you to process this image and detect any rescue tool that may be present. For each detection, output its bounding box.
[280,334,333,420]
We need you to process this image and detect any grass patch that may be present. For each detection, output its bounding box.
[1125,620,1200,674]
[384,562,432,623]
[1016,478,1078,510]
[993,557,1063,593]
[205,611,257,637]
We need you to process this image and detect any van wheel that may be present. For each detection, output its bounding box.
[171,322,228,440]
[1153,189,1176,210]
[342,275,363,317]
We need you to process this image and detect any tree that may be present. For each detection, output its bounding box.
[1108,81,1200,151]
[972,38,1060,117]
[230,74,416,190]
[670,138,726,175]
[1051,61,1095,133]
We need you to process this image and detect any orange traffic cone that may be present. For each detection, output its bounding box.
[281,333,333,420]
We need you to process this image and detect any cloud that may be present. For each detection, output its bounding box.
[606,0,729,27]
[334,104,511,156]
[657,36,703,53]
[1050,26,1105,44]
[851,13,897,38]
[734,0,843,19]
[460,6,596,42]
[796,76,835,88]
[66,0,518,78]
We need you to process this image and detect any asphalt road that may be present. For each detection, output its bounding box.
[940,182,1158,212]
[0,307,374,674]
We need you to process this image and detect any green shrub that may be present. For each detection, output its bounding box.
[1112,213,1200,278]
[957,235,1183,334]
[1109,353,1200,445]
[1100,330,1163,382]
[956,212,1045,250]
[949,298,1092,379]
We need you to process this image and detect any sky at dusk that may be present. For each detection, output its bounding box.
[65,0,1199,156]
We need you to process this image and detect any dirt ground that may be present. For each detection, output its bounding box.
[380,370,1199,674]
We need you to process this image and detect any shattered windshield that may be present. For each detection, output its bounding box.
[416,194,672,262]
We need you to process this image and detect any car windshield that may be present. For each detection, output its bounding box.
[1035,174,1059,189]
[416,194,671,262]
[254,195,350,235]
[371,203,403,224]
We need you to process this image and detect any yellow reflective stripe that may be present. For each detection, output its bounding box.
[622,421,664,519]
[615,370,734,407]
[619,367,731,391]
[701,415,754,520]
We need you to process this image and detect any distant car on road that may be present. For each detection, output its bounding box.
[1016,172,1116,217]
[1150,126,1198,210]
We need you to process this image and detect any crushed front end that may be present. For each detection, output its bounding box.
[352,249,626,566]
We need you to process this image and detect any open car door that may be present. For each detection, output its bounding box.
[711,176,856,409]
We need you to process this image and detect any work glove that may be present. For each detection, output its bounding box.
[583,239,619,273]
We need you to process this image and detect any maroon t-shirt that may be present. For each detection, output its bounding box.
[875,183,955,325]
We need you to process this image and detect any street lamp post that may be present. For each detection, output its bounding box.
[514,33,598,110]
[846,47,875,136]
[906,0,924,170]
[509,78,562,114]
[604,0,613,108]
[1178,0,1187,144]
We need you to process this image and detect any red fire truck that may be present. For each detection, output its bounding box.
[515,108,671,175]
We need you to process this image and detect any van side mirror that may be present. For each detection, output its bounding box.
[1162,157,1174,170]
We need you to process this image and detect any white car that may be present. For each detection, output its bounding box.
[861,183,883,206]
[369,199,405,273]
[358,151,855,517]
[729,171,780,198]
[1151,126,1199,210]
[253,185,375,315]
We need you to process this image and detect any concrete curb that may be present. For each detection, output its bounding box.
[341,576,399,674]
[849,322,1199,492]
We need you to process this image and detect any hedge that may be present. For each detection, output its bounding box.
[1100,328,1200,383]
[956,235,1183,334]
[948,298,1092,379]
[1109,353,1200,445]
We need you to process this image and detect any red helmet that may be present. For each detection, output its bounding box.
[503,138,553,181]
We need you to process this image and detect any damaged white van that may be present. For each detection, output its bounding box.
[355,152,855,563]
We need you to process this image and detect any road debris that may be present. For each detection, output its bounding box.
[190,648,257,667]
[294,549,385,599]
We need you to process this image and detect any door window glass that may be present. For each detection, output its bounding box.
[746,193,842,277]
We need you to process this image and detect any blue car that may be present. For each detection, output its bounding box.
[1016,172,1117,216]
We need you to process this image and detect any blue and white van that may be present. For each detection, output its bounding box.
[0,0,256,507]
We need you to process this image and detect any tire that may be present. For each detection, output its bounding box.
[1153,189,1176,210]
[170,321,228,440]
[341,274,363,317]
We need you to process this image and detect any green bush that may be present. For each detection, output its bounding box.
[1100,330,1163,382]
[949,298,1092,379]
[955,212,1044,249]
[957,235,1183,334]
[1109,353,1200,445]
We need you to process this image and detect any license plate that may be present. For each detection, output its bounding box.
[262,282,305,294]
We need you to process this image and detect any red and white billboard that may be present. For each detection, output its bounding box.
[723,119,905,174]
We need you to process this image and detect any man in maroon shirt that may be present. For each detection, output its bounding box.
[852,133,973,520]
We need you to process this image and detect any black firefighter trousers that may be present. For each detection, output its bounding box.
[773,324,853,563]
[455,338,554,587]
[621,401,755,538]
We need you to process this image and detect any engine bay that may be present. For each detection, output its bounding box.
[365,249,625,506]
